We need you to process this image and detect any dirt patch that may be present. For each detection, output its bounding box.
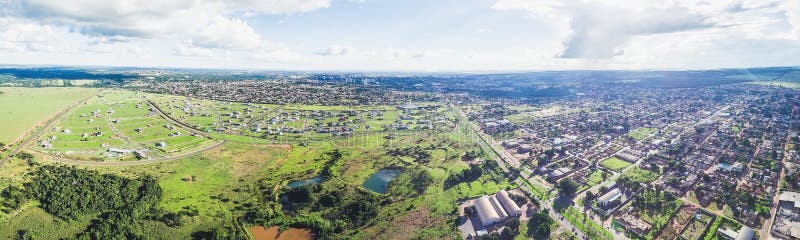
[382,206,444,240]
[250,226,277,240]
[657,205,698,240]
[204,144,286,178]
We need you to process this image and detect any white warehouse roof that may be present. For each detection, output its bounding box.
[475,196,502,226]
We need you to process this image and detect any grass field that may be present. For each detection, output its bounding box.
[627,127,657,141]
[34,90,216,160]
[0,87,98,144]
[600,157,632,171]
[561,206,614,240]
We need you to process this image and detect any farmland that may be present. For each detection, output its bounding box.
[0,87,98,145]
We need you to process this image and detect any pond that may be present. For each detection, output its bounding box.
[286,176,323,189]
[362,169,402,194]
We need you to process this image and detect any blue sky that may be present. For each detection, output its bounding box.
[0,0,798,71]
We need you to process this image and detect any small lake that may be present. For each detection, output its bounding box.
[286,176,323,189]
[362,169,402,194]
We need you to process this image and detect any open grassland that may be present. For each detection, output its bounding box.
[0,87,98,144]
[1,89,507,239]
[600,156,632,171]
[1,142,291,237]
[2,107,501,239]
[34,90,216,160]
[0,206,96,239]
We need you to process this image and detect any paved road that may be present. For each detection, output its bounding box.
[447,100,588,238]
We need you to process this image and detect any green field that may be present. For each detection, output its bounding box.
[0,92,508,239]
[600,157,632,171]
[627,127,657,141]
[0,87,98,144]
[33,90,216,160]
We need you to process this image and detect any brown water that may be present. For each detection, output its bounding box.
[249,226,313,240]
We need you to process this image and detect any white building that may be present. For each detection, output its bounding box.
[496,190,522,217]
[475,196,502,226]
[598,188,622,206]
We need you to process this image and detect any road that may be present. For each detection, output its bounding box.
[0,95,94,167]
[1,96,227,167]
[447,101,588,239]
[40,140,226,166]
[145,100,210,137]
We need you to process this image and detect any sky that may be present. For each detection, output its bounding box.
[0,0,798,71]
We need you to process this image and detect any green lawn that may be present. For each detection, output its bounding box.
[0,87,98,144]
[627,127,657,141]
[600,157,632,171]
[561,206,614,240]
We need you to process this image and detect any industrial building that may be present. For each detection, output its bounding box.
[474,190,522,227]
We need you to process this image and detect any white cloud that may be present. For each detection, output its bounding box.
[314,45,353,56]
[228,0,331,15]
[492,0,799,59]
[174,41,216,57]
[3,0,331,56]
[786,0,800,39]
[0,18,77,52]
[192,17,262,49]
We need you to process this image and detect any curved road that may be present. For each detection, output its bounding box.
[1,94,227,167]
[40,140,225,166]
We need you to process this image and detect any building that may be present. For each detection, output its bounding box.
[496,190,522,217]
[598,188,622,206]
[780,191,800,213]
[473,190,525,227]
[475,196,502,226]
[718,226,755,240]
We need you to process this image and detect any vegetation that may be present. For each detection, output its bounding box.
[600,157,632,171]
[526,211,554,240]
[558,179,580,197]
[626,187,682,239]
[444,164,483,189]
[0,87,98,143]
[388,167,434,196]
[560,206,613,240]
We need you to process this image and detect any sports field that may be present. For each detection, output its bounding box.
[0,87,98,144]
[600,156,632,171]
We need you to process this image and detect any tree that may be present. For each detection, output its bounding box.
[527,211,554,240]
[558,179,579,197]
[585,191,596,201]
